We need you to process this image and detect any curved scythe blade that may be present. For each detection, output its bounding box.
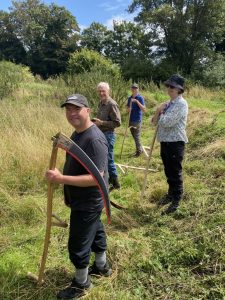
[53,132,112,224]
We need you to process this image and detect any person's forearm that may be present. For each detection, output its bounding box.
[101,120,120,129]
[58,174,98,187]
[151,110,160,125]
[137,102,146,112]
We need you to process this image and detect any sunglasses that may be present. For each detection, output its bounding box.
[165,85,176,89]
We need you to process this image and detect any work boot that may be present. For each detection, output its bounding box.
[57,277,92,299]
[88,261,112,277]
[134,149,143,157]
[130,150,143,158]
[158,194,173,206]
[161,201,179,215]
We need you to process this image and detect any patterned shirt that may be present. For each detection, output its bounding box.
[157,95,188,143]
[96,97,121,132]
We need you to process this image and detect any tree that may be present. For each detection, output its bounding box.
[198,54,225,88]
[0,11,26,63]
[104,21,152,64]
[215,34,225,53]
[6,0,80,77]
[121,55,155,81]
[81,22,108,53]
[128,0,225,75]
[101,21,156,81]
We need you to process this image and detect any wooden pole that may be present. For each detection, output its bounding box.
[120,100,132,159]
[140,126,158,198]
[37,144,58,285]
[115,163,157,172]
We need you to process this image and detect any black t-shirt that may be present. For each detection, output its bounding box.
[63,124,108,212]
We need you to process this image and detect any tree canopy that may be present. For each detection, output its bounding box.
[0,0,79,77]
[128,0,225,75]
[0,0,224,84]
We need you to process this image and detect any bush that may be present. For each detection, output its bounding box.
[121,56,155,82]
[0,61,34,99]
[63,70,129,111]
[67,49,121,77]
[202,54,225,88]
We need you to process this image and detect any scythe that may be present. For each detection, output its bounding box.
[28,132,124,285]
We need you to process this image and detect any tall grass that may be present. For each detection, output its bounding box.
[0,99,71,194]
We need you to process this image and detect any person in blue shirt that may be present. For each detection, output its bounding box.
[127,83,146,157]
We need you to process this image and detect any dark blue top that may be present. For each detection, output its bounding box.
[127,94,145,123]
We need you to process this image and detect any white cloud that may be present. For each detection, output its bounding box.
[99,0,129,12]
[104,12,136,29]
[99,2,126,12]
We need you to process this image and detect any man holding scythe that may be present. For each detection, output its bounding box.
[127,83,146,157]
[45,94,112,299]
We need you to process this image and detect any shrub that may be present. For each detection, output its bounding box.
[202,54,225,88]
[67,49,121,77]
[63,70,129,111]
[0,61,34,99]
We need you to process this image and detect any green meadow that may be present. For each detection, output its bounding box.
[0,75,225,300]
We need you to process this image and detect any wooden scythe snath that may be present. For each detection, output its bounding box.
[140,126,158,198]
[36,140,69,285]
[28,136,68,285]
[116,163,157,175]
[28,132,125,284]
[120,100,133,159]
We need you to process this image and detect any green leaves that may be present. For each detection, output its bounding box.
[1,0,80,77]
[67,49,120,77]
[128,0,225,76]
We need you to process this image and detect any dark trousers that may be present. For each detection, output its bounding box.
[129,121,142,153]
[160,141,185,202]
[68,210,107,269]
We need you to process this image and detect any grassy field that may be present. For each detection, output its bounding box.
[0,79,225,300]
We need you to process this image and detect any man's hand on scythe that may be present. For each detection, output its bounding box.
[45,168,63,184]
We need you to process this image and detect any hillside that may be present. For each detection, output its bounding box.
[0,79,225,299]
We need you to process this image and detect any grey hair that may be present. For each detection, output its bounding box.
[97,82,110,91]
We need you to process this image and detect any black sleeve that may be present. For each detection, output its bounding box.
[85,138,108,173]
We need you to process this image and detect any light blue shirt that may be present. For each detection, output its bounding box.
[157,95,188,143]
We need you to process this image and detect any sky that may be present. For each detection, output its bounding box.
[0,0,136,30]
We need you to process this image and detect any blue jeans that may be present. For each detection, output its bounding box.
[104,132,118,178]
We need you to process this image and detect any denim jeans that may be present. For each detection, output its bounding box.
[104,132,118,178]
